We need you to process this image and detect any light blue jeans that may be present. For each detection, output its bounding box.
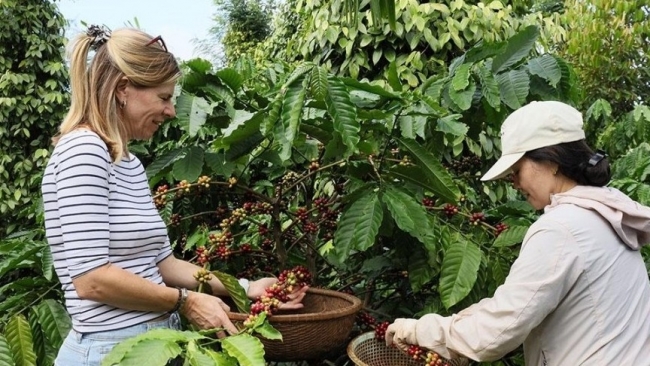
[54,313,181,366]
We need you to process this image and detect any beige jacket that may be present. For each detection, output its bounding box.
[392,186,650,365]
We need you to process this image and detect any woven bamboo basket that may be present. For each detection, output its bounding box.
[228,287,362,361]
[347,332,470,366]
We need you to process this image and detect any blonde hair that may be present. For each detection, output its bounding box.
[56,27,181,162]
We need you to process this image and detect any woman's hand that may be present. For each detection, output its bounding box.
[385,318,418,352]
[181,291,238,336]
[248,277,309,310]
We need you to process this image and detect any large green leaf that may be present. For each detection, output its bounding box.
[145,148,184,179]
[212,270,250,313]
[5,314,36,366]
[216,68,244,94]
[175,94,211,137]
[0,244,41,278]
[476,64,501,110]
[496,69,530,110]
[220,333,266,366]
[381,185,433,246]
[203,348,238,366]
[172,146,204,183]
[493,225,529,247]
[398,114,427,139]
[184,341,216,366]
[325,75,359,156]
[408,246,437,292]
[106,339,182,366]
[202,84,235,116]
[0,334,15,366]
[34,299,71,350]
[448,79,476,111]
[102,329,203,366]
[309,66,329,101]
[491,25,540,73]
[396,138,460,203]
[281,74,307,146]
[451,63,472,91]
[204,152,236,178]
[40,246,53,281]
[332,190,383,263]
[439,239,482,309]
[340,78,401,99]
[526,54,561,88]
[27,310,45,366]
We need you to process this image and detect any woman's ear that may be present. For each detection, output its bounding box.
[115,77,129,103]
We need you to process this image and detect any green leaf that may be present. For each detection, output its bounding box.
[439,239,482,309]
[309,66,329,101]
[216,68,244,93]
[172,146,204,183]
[476,64,501,110]
[493,225,529,247]
[184,340,216,366]
[496,69,530,110]
[491,25,540,73]
[340,78,401,99]
[332,190,383,263]
[40,246,53,281]
[451,63,472,91]
[397,138,460,203]
[0,334,15,366]
[146,148,184,179]
[0,244,41,278]
[448,79,476,111]
[105,339,182,366]
[436,114,468,137]
[203,348,238,365]
[526,54,561,88]
[212,271,251,313]
[220,333,266,366]
[102,329,203,366]
[325,75,359,156]
[409,247,437,292]
[386,62,402,92]
[5,314,36,366]
[253,322,282,341]
[281,74,307,146]
[398,114,427,139]
[465,40,507,63]
[35,299,71,350]
[204,152,235,178]
[381,185,434,248]
[215,111,264,152]
[175,94,211,137]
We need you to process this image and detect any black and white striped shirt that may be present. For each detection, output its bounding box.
[42,130,172,333]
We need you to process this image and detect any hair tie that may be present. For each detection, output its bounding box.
[86,24,112,51]
[588,149,607,167]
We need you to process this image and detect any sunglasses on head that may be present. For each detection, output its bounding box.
[144,35,168,52]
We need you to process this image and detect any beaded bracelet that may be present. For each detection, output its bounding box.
[169,288,188,314]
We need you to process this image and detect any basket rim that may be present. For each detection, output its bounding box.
[347,331,376,366]
[228,287,362,322]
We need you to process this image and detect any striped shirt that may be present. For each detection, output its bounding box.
[41,130,172,333]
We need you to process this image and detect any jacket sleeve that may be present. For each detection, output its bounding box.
[395,219,584,361]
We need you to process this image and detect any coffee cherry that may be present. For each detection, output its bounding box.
[309,159,320,171]
[443,204,459,217]
[193,268,212,283]
[399,156,412,166]
[374,321,390,340]
[469,212,485,225]
[407,345,424,360]
[197,175,210,188]
[422,197,436,210]
[495,222,508,236]
[170,213,181,227]
[227,176,238,188]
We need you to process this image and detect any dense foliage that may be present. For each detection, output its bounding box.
[0,0,69,235]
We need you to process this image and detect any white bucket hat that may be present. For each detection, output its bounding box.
[481,101,586,181]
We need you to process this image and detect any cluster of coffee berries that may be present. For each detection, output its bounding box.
[374,321,390,340]
[468,212,485,225]
[220,207,247,229]
[308,159,320,171]
[376,325,451,366]
[153,184,169,209]
[281,171,301,187]
[494,222,508,236]
[443,204,459,217]
[399,156,413,166]
[195,246,210,265]
[227,176,238,188]
[243,266,313,327]
[175,180,191,197]
[197,175,210,189]
[193,268,212,283]
[170,213,181,227]
[422,197,436,210]
[448,155,481,175]
[357,312,376,328]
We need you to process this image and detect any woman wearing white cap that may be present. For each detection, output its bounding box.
[385,101,650,365]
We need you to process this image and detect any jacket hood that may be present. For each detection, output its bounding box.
[546,186,650,250]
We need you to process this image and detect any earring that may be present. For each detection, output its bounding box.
[120,100,126,109]
[553,169,558,175]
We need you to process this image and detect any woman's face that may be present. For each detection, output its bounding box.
[120,82,176,141]
[510,158,559,210]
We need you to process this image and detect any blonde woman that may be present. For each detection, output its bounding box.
[42,26,307,365]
